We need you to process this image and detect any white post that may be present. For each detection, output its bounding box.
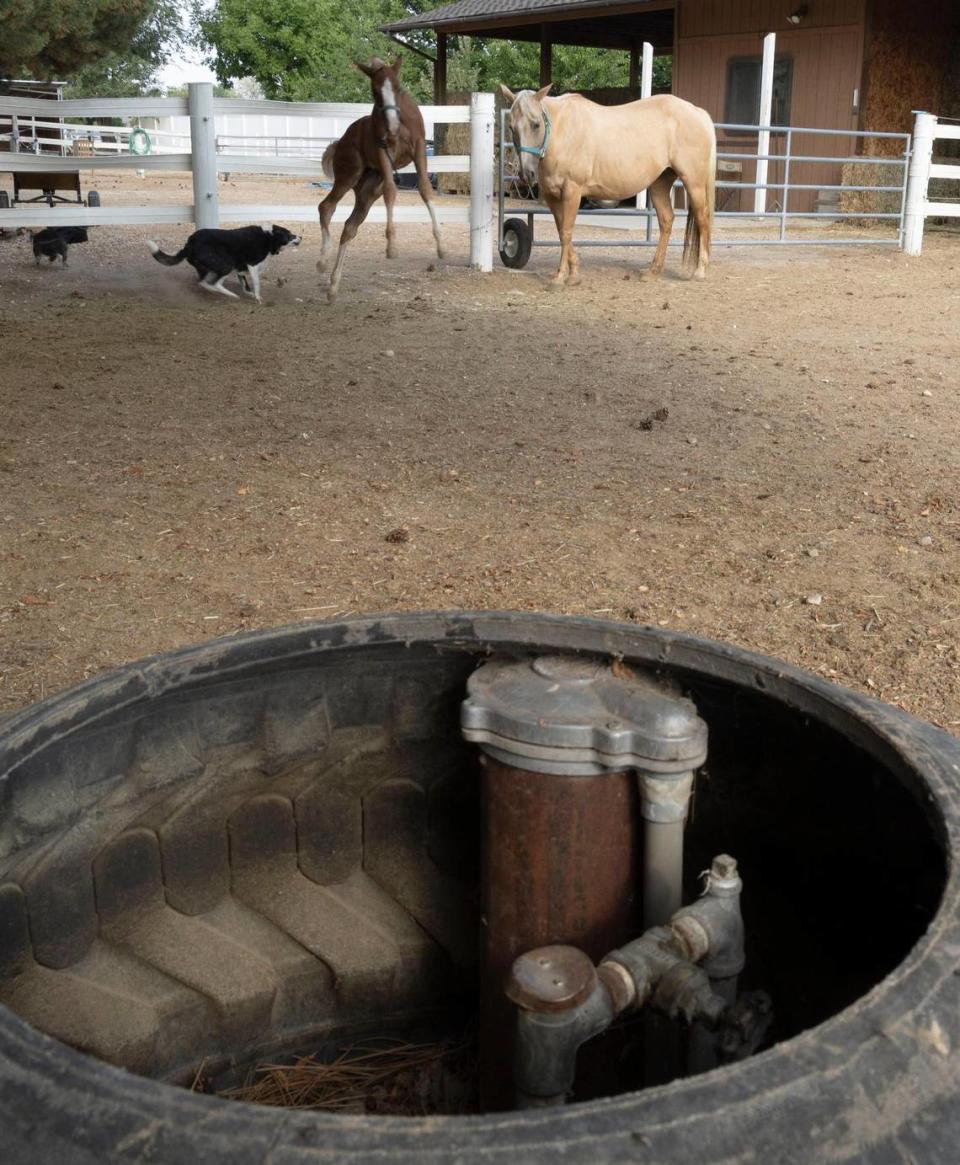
[637,42,655,219]
[470,91,495,272]
[641,41,654,100]
[903,110,936,256]
[188,81,219,229]
[754,32,776,215]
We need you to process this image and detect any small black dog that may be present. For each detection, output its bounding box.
[32,226,89,266]
[148,224,301,303]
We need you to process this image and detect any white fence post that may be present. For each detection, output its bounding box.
[637,42,654,229]
[188,82,219,229]
[903,110,936,256]
[754,32,776,215]
[469,91,495,272]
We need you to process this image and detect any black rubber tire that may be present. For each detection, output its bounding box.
[0,191,9,209]
[500,218,532,269]
[2,611,960,1164]
[86,190,100,207]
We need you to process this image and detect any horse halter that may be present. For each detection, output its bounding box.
[517,108,552,159]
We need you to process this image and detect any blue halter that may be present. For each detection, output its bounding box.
[517,108,551,159]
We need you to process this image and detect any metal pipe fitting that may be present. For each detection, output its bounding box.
[511,925,734,1105]
[670,854,745,980]
[506,945,617,1107]
[508,853,753,1103]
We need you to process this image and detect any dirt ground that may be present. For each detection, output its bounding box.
[1,172,958,729]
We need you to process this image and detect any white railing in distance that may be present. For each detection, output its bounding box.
[0,83,496,271]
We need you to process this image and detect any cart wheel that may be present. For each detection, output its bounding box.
[500,217,532,269]
[86,191,100,207]
[0,191,8,209]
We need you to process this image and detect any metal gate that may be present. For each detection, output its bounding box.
[497,110,911,267]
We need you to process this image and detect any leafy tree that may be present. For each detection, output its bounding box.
[62,1,184,98]
[0,0,158,77]
[198,0,432,103]
[464,37,671,95]
[198,1,670,103]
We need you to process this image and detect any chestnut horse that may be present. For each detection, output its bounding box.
[317,57,445,303]
[500,85,716,284]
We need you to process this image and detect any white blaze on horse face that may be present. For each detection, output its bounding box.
[381,78,400,136]
[510,91,546,184]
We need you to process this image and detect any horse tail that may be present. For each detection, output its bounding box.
[705,123,716,240]
[321,140,338,180]
[683,117,716,272]
[683,198,697,270]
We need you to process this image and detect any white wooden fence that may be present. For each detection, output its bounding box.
[903,112,960,256]
[0,84,496,272]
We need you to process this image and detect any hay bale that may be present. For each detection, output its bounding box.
[437,90,472,195]
[839,160,904,223]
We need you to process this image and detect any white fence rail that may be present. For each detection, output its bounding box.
[0,84,496,272]
[903,112,960,255]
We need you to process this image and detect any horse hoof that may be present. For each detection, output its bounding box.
[567,274,582,287]
[387,245,399,259]
[436,248,447,260]
[692,268,706,282]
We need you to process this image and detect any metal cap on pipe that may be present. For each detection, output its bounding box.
[506,945,598,1013]
[462,655,707,776]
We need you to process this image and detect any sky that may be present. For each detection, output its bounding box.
[158,2,217,90]
[158,48,216,90]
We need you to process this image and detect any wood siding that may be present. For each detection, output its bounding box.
[679,0,864,38]
[674,1,867,211]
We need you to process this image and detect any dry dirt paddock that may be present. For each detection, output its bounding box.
[0,172,958,730]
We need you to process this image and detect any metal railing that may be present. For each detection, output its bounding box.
[498,111,912,254]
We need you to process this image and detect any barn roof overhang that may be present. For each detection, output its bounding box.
[383,0,675,54]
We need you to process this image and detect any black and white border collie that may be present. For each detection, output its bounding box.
[148,224,301,303]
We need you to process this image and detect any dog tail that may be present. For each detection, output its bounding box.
[321,141,338,181]
[147,239,186,266]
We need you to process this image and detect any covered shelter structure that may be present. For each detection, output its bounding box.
[385,0,675,104]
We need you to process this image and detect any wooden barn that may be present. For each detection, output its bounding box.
[384,0,959,212]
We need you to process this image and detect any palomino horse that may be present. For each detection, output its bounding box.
[317,57,445,303]
[500,85,716,284]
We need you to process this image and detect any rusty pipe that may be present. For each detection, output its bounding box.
[479,755,639,1109]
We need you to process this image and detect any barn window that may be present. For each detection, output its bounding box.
[725,56,793,127]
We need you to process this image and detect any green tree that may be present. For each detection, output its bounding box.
[197,0,671,103]
[62,1,184,97]
[0,0,157,77]
[198,0,432,102]
[471,38,671,95]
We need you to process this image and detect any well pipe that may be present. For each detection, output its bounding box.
[462,654,708,1108]
[508,853,747,1106]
